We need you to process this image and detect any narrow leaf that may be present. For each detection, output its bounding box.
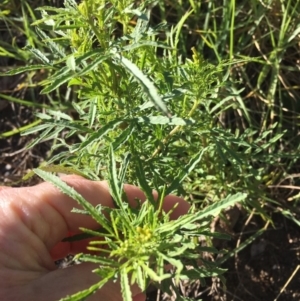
[120,267,132,301]
[59,278,108,301]
[33,169,113,234]
[27,47,51,65]
[108,146,122,208]
[119,152,131,187]
[115,53,170,117]
[75,254,118,266]
[134,155,155,206]
[166,147,208,194]
[2,65,52,75]
[136,116,195,125]
[112,123,135,151]
[80,119,123,149]
[66,55,76,71]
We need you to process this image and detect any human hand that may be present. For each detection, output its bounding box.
[0,175,189,301]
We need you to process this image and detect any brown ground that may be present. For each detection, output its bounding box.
[1,101,300,301]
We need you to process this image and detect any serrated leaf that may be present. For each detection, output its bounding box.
[119,152,131,188]
[159,193,247,234]
[41,69,74,93]
[217,229,264,264]
[166,243,195,257]
[114,53,170,117]
[25,125,57,148]
[78,53,111,76]
[35,27,65,58]
[74,254,118,266]
[191,193,247,222]
[66,55,76,71]
[136,265,146,291]
[136,116,195,125]
[27,47,51,65]
[59,278,108,301]
[2,65,52,75]
[21,123,52,135]
[38,164,87,177]
[134,155,155,206]
[47,109,73,120]
[123,41,172,52]
[166,147,208,194]
[112,123,135,151]
[159,252,183,276]
[108,146,122,208]
[80,119,123,149]
[181,266,227,279]
[120,267,132,301]
[33,169,113,234]
[88,98,97,127]
[140,262,171,282]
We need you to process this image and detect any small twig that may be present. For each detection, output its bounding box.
[268,185,300,190]
[274,265,300,301]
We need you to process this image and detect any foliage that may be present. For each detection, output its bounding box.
[1,0,300,300]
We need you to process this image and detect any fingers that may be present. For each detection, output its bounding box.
[1,175,190,259]
[34,175,189,244]
[9,262,144,301]
[0,186,12,193]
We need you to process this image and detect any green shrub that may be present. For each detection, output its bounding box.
[4,0,290,300]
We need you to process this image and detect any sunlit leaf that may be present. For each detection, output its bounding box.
[114,53,170,117]
[120,267,132,301]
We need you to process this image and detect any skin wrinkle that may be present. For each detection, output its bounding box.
[0,199,54,271]
[34,178,113,233]
[18,190,68,251]
[33,179,112,258]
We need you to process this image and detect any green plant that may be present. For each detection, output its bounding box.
[3,0,292,300]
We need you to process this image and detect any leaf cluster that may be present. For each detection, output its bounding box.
[3,0,290,300]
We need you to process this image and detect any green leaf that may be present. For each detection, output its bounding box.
[181,266,227,279]
[172,9,194,49]
[108,145,122,208]
[35,27,66,58]
[78,53,111,76]
[41,68,74,93]
[27,47,51,65]
[136,265,146,291]
[159,193,247,234]
[134,155,155,206]
[217,229,264,264]
[80,119,123,149]
[159,252,183,278]
[166,147,208,194]
[136,116,195,125]
[120,267,132,301]
[66,54,76,71]
[21,123,52,135]
[112,123,135,151]
[59,278,108,301]
[140,262,171,282]
[119,152,131,187]
[88,98,97,127]
[191,193,247,223]
[2,65,53,75]
[114,53,170,117]
[74,254,119,267]
[25,125,56,148]
[33,169,113,234]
